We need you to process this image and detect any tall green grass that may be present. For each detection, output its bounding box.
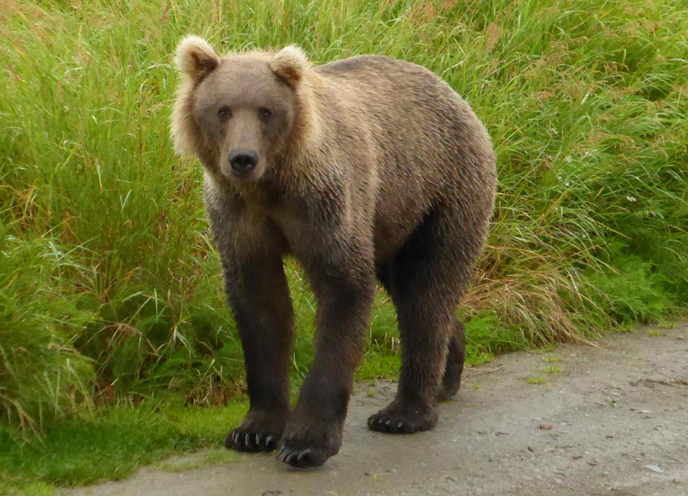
[1,0,686,445]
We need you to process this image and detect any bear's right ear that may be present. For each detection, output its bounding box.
[175,35,219,83]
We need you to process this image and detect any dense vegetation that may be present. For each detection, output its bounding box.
[1,0,686,491]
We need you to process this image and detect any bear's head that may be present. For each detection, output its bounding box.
[171,36,315,182]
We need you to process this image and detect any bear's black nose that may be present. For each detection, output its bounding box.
[228,149,259,173]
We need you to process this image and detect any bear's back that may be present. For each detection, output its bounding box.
[318,54,411,75]
[315,54,491,191]
[315,55,495,263]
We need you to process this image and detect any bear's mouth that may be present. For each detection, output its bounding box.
[230,167,258,180]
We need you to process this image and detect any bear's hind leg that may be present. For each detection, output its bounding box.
[368,205,480,434]
[367,289,453,433]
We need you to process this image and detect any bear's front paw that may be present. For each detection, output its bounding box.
[277,417,342,468]
[224,409,287,453]
[367,400,439,434]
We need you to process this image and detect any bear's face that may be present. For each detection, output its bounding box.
[172,37,310,182]
[193,58,296,181]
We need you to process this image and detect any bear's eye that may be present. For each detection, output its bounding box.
[218,107,232,122]
[258,107,272,121]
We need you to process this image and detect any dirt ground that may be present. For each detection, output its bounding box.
[64,324,688,496]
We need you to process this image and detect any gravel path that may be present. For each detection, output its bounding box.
[63,324,688,496]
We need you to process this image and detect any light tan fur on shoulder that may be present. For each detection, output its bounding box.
[272,47,323,166]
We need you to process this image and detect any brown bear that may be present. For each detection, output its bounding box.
[171,36,497,469]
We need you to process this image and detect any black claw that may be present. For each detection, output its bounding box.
[285,452,297,464]
[266,435,275,449]
[255,434,261,446]
[276,446,287,461]
[245,434,251,446]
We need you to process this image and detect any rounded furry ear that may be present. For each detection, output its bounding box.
[270,45,309,88]
[175,35,219,83]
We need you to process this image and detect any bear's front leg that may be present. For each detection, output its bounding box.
[277,257,375,468]
[223,255,294,453]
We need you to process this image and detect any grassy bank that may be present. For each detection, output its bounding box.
[1,0,686,491]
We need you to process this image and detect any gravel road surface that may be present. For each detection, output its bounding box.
[64,324,688,496]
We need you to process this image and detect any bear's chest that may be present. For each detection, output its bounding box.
[229,172,360,259]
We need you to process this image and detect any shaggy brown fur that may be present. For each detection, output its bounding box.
[171,36,497,468]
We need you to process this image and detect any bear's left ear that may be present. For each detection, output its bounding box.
[175,35,219,83]
[270,45,309,88]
